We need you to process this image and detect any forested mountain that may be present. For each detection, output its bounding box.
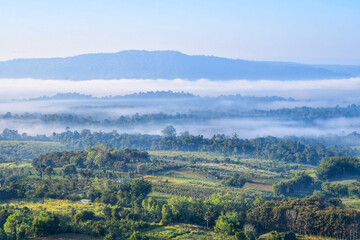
[0,50,356,80]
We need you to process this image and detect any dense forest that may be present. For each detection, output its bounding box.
[0,128,356,165]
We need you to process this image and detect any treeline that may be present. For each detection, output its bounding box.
[247,196,360,239]
[53,131,356,165]
[30,90,197,100]
[152,135,354,165]
[28,91,290,101]
[248,104,360,121]
[0,141,65,161]
[2,104,360,128]
[274,157,360,198]
[1,128,355,165]
[0,129,50,142]
[32,146,149,172]
[317,156,360,180]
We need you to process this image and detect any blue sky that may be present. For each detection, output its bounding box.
[1,0,360,64]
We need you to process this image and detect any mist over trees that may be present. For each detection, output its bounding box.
[0,127,355,165]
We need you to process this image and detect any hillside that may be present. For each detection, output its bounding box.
[0,50,356,81]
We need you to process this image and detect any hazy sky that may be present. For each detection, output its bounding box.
[1,0,360,64]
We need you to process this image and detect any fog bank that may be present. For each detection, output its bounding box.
[1,78,360,101]
[1,117,359,139]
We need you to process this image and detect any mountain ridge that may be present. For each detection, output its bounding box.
[0,50,358,81]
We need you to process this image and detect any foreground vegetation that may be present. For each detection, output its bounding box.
[1,130,360,239]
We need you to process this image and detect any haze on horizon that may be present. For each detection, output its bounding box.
[1,0,360,65]
[1,0,360,140]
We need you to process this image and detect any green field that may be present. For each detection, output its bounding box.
[1,199,107,217]
[143,224,221,240]
[149,150,315,181]
[146,150,317,200]
[36,234,100,240]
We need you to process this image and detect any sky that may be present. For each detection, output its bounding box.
[1,0,360,64]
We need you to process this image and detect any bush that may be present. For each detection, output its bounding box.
[226,174,247,188]
[74,211,95,223]
[32,211,59,237]
[273,172,320,197]
[317,157,360,180]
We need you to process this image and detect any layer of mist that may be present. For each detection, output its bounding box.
[1,78,360,102]
[0,117,359,139]
[1,78,360,139]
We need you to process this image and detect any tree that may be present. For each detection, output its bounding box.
[129,231,141,240]
[266,231,282,240]
[103,206,112,220]
[32,211,59,237]
[203,203,217,228]
[74,211,95,223]
[129,179,152,201]
[245,231,257,240]
[235,232,247,240]
[214,217,232,235]
[284,232,297,240]
[160,205,172,225]
[214,212,244,236]
[317,156,360,180]
[3,213,24,240]
[137,164,147,175]
[35,164,46,179]
[44,166,54,180]
[104,232,116,240]
[253,196,265,207]
[129,231,148,240]
[94,147,109,171]
[62,164,77,177]
[226,174,246,188]
[0,228,6,240]
[161,125,176,138]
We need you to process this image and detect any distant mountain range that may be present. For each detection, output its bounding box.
[26,91,292,102]
[0,50,359,81]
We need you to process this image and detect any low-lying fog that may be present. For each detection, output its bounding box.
[1,78,360,138]
[0,117,359,139]
[1,78,360,101]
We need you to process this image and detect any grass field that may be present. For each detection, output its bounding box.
[145,169,273,200]
[0,161,32,169]
[35,234,100,240]
[329,177,360,185]
[259,233,336,240]
[147,150,308,199]
[341,198,360,209]
[143,224,221,240]
[1,199,106,217]
[149,150,315,182]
